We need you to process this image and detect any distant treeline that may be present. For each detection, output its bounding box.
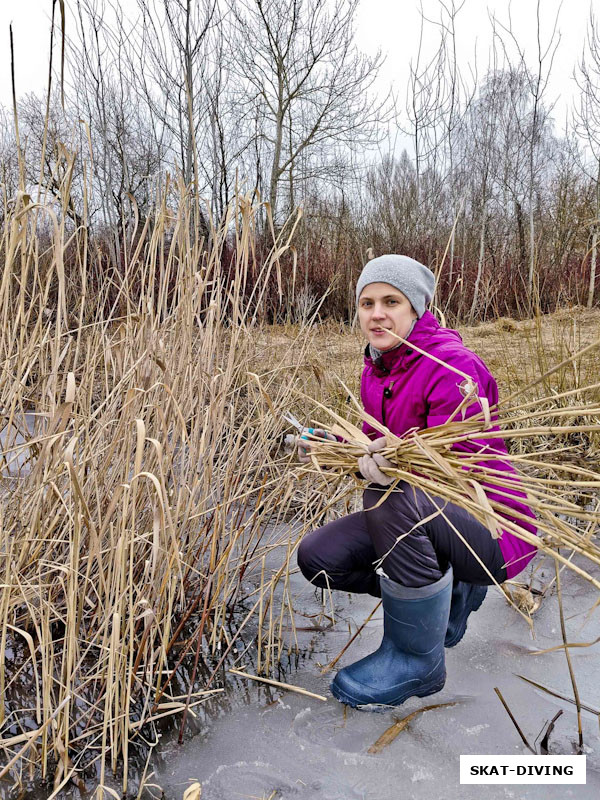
[1,0,599,322]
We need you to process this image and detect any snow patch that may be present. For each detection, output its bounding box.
[464,723,490,735]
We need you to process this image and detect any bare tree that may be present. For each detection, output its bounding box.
[405,9,446,216]
[403,0,473,263]
[574,10,600,308]
[0,106,19,200]
[420,1,475,282]
[364,151,419,255]
[134,0,217,189]
[228,0,387,220]
[492,0,561,296]
[68,0,169,262]
[464,70,500,321]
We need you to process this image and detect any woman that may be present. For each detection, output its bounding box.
[296,254,537,710]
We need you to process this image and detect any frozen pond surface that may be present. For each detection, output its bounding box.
[154,557,600,800]
[0,411,38,477]
[2,413,597,798]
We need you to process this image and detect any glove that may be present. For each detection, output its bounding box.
[297,428,337,463]
[357,436,395,486]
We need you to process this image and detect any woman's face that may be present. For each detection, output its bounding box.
[358,283,417,352]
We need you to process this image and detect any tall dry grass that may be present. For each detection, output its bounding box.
[1,157,599,795]
[0,176,339,796]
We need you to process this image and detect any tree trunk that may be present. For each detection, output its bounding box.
[588,169,600,309]
[515,200,527,272]
[448,221,455,285]
[528,197,535,297]
[588,229,598,309]
[470,212,485,322]
[269,76,285,215]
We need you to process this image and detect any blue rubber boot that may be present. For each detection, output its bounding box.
[444,580,487,648]
[330,567,453,710]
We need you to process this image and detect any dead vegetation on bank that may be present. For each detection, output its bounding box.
[261,307,600,400]
[0,181,598,797]
[0,188,326,797]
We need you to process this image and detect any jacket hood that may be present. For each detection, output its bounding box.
[363,311,463,376]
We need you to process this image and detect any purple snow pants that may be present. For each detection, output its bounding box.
[297,481,508,593]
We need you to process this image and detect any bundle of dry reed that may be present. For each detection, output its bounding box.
[292,364,600,593]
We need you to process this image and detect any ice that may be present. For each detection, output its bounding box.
[464,724,489,735]
[292,705,372,754]
[0,411,38,476]
[141,536,600,799]
[410,767,435,781]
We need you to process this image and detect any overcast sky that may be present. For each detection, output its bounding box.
[0,0,593,132]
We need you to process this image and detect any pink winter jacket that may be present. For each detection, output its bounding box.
[360,311,537,579]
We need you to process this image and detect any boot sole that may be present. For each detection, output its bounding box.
[330,675,446,711]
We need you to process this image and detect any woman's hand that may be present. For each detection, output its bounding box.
[297,428,337,463]
[357,436,396,486]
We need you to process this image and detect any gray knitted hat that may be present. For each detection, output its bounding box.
[355,254,435,318]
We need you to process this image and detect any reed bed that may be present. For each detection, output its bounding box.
[0,180,324,796]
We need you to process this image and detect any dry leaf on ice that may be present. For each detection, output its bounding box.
[504,584,542,615]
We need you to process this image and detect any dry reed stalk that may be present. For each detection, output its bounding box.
[320,601,382,675]
[554,561,584,751]
[0,695,70,781]
[228,667,327,701]
[494,687,536,754]
[515,674,600,717]
[367,701,457,754]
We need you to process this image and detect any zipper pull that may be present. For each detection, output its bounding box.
[383,380,395,399]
